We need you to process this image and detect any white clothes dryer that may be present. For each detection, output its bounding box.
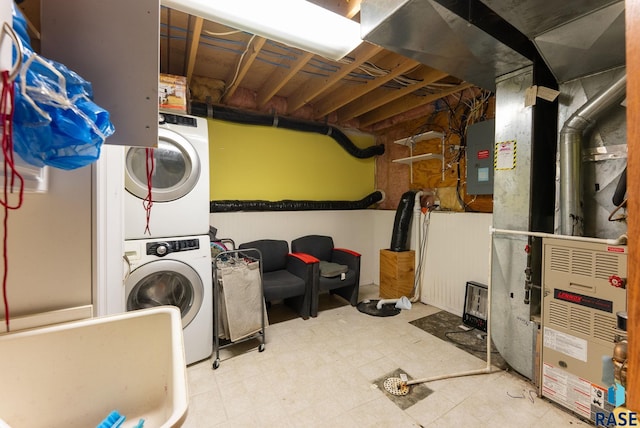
[125,113,210,240]
[124,235,212,365]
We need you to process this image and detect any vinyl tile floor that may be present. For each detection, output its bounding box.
[183,284,588,427]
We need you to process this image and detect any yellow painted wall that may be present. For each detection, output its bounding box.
[209,119,376,201]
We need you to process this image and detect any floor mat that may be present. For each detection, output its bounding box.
[410,310,508,370]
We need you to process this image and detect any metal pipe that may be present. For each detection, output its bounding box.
[486,224,494,370]
[396,226,625,390]
[491,227,627,245]
[410,190,423,303]
[400,217,628,391]
[401,225,497,389]
[376,296,412,310]
[406,367,494,386]
[523,236,533,305]
[559,74,627,235]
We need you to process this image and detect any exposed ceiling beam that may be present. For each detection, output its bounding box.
[222,36,267,102]
[345,0,362,19]
[308,0,362,19]
[256,0,360,110]
[185,16,203,84]
[286,42,383,114]
[156,2,477,136]
[256,51,315,109]
[337,68,449,121]
[359,81,475,128]
[312,58,421,119]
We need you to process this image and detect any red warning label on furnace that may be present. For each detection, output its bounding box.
[477,150,490,159]
[554,289,613,313]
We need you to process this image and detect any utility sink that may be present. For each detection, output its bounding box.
[0,306,188,427]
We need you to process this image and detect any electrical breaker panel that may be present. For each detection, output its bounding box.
[466,119,495,195]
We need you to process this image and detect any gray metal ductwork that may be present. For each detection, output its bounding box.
[482,0,625,83]
[360,0,534,91]
[361,0,624,88]
[559,73,626,235]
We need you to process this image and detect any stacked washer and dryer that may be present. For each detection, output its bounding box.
[123,113,212,365]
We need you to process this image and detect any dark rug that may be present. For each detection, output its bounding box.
[410,310,508,370]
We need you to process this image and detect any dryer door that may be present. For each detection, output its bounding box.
[124,127,201,202]
[125,259,204,328]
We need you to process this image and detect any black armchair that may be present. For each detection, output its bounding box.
[290,235,361,317]
[238,239,316,320]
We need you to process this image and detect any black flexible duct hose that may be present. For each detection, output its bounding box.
[210,191,384,212]
[190,103,385,159]
[612,166,627,207]
[389,190,417,252]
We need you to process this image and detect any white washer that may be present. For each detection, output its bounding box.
[125,113,210,240]
[124,235,212,365]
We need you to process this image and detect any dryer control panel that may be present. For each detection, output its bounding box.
[146,239,200,257]
[159,112,197,127]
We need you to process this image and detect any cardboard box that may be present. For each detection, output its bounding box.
[159,73,187,112]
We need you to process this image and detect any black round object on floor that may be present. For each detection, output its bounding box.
[357,300,401,317]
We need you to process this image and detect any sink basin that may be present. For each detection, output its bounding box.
[0,306,188,427]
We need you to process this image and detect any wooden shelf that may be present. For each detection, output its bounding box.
[393,131,444,147]
[392,153,443,164]
[392,130,446,182]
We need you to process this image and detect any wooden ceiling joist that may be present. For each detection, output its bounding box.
[222,36,267,102]
[337,68,450,121]
[256,51,315,109]
[185,16,203,84]
[312,58,421,119]
[154,2,483,132]
[286,42,384,114]
[359,81,475,128]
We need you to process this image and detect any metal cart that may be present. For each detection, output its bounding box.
[212,247,266,369]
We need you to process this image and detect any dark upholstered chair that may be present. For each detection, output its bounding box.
[238,239,316,320]
[290,235,361,317]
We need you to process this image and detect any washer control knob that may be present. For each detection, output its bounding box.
[156,244,169,256]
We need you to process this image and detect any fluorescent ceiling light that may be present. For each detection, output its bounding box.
[162,0,363,60]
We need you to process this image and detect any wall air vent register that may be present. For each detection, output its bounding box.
[541,237,627,423]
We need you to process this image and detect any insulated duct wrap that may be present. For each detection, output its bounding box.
[191,103,385,159]
[210,191,384,212]
[389,190,416,252]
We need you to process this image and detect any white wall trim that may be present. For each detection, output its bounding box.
[93,145,125,316]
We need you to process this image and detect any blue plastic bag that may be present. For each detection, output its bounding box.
[11,4,115,170]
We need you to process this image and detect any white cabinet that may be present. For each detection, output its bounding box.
[40,0,159,147]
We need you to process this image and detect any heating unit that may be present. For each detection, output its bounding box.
[541,237,627,423]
